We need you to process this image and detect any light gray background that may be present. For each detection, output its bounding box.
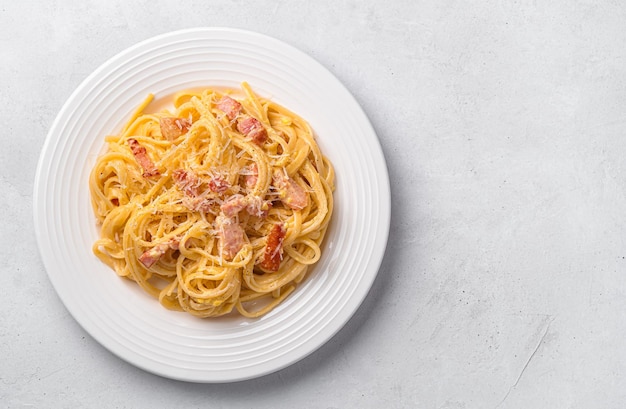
[2,1,626,408]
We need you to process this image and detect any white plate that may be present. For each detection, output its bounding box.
[33,27,390,383]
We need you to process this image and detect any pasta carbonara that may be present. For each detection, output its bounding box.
[89,83,334,318]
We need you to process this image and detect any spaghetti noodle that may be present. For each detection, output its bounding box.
[89,83,334,318]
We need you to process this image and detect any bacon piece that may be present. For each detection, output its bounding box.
[216,95,242,120]
[174,168,229,194]
[110,198,119,206]
[237,116,267,145]
[244,163,258,189]
[128,138,160,178]
[220,194,271,218]
[172,169,201,197]
[159,117,191,140]
[273,170,308,210]
[138,238,180,268]
[172,169,226,213]
[220,194,248,218]
[216,215,246,260]
[260,223,286,272]
[208,175,230,193]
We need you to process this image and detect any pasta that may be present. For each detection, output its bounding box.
[89,83,335,318]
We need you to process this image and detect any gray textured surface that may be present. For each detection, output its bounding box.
[3,1,626,407]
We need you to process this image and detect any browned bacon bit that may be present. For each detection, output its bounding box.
[260,223,286,272]
[237,116,267,145]
[159,117,191,140]
[128,138,160,178]
[273,170,308,210]
[244,162,258,189]
[172,169,201,197]
[208,174,230,193]
[216,95,242,120]
[139,238,180,268]
[110,198,119,206]
[216,215,246,260]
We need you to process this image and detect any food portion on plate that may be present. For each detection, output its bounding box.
[89,83,335,318]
